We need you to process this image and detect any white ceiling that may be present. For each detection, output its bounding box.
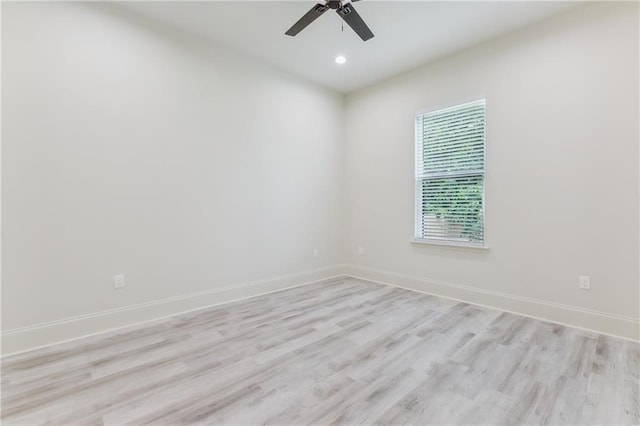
[119,1,581,93]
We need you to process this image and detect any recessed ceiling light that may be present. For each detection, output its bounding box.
[335,55,347,65]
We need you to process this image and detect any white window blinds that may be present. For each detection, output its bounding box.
[415,99,486,245]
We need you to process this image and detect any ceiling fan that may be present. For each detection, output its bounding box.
[285,0,374,42]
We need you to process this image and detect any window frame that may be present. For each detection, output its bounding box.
[413,99,488,249]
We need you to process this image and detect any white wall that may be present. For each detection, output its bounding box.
[343,2,639,337]
[1,2,344,349]
[3,1,639,353]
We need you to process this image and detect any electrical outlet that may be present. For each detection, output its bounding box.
[313,248,319,257]
[358,246,364,256]
[579,275,590,290]
[114,274,125,289]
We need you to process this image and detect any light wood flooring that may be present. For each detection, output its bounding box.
[2,277,639,425]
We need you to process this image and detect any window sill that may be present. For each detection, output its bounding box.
[411,239,490,250]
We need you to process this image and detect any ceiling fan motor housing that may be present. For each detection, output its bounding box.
[327,1,342,10]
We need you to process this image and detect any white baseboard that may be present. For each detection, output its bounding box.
[344,264,640,342]
[1,265,348,356]
[4,263,637,356]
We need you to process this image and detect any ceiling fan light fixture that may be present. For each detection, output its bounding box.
[335,55,347,64]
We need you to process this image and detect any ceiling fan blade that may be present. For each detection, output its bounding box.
[285,3,329,36]
[336,3,374,41]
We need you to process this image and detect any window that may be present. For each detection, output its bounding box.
[415,99,486,246]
